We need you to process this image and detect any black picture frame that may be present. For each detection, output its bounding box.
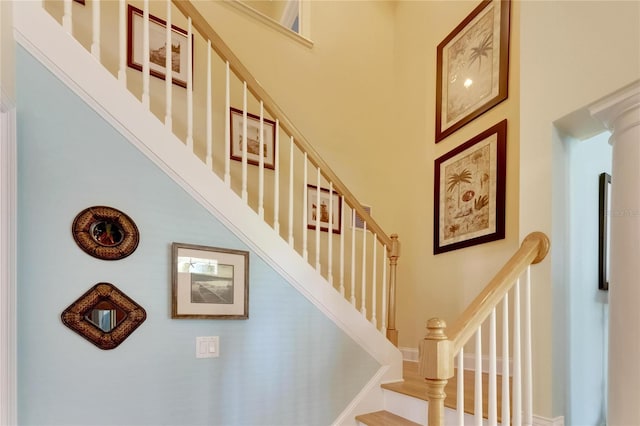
[598,172,611,291]
[434,120,507,254]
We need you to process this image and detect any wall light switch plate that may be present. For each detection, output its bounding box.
[196,336,219,358]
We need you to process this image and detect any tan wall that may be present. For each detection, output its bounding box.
[391,0,520,345]
[1,0,15,107]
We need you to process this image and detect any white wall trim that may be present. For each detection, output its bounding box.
[0,107,17,426]
[332,366,388,426]
[12,0,401,384]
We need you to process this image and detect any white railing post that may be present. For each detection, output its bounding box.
[315,167,321,271]
[118,0,126,84]
[524,266,533,425]
[224,62,231,186]
[302,153,308,261]
[205,40,213,168]
[489,308,498,426]
[273,121,280,234]
[62,0,72,33]
[501,294,511,425]
[164,0,172,129]
[258,102,265,219]
[350,209,356,307]
[186,17,193,151]
[457,348,464,425]
[339,198,345,296]
[327,183,334,284]
[475,327,482,426]
[370,236,377,327]
[287,136,294,246]
[91,0,101,60]
[241,83,248,202]
[513,279,522,426]
[360,222,367,318]
[141,0,150,109]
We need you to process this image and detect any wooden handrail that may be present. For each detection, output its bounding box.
[448,231,550,353]
[171,0,392,248]
[419,231,549,425]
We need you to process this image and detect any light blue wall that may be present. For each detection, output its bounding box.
[567,131,611,426]
[16,46,378,426]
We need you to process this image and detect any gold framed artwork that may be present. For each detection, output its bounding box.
[172,243,249,319]
[434,119,507,254]
[127,5,191,88]
[435,0,511,143]
[230,107,277,170]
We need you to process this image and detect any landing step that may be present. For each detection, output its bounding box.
[355,410,422,426]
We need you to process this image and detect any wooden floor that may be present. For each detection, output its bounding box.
[381,361,511,422]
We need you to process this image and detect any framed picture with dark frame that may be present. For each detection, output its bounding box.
[598,172,611,291]
[434,119,507,254]
[229,107,277,170]
[307,184,342,234]
[127,4,191,88]
[172,243,249,319]
[435,0,511,143]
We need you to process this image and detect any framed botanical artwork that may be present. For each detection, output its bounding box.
[598,172,611,291]
[352,204,372,230]
[434,119,507,254]
[172,243,249,319]
[307,184,342,234]
[127,5,191,88]
[435,0,511,143]
[230,107,277,170]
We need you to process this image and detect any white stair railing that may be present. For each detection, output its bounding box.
[45,0,401,344]
[419,232,549,426]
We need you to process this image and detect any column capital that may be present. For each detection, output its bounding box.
[589,80,640,141]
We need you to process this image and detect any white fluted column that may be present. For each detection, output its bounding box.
[590,80,640,426]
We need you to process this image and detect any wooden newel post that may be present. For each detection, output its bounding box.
[419,318,453,426]
[386,234,400,346]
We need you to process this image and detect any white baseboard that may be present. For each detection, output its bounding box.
[400,346,419,362]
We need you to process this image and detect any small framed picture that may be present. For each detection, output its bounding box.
[435,0,511,142]
[127,5,191,88]
[434,119,507,254]
[352,205,372,230]
[307,185,342,234]
[172,243,249,319]
[230,107,277,170]
[598,172,611,291]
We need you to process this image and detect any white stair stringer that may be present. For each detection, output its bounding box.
[12,2,402,423]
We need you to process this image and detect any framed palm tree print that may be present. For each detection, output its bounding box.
[435,0,511,143]
[434,120,507,254]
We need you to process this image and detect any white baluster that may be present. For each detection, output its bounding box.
[241,84,248,203]
[302,154,308,261]
[118,0,126,84]
[63,0,72,34]
[205,40,213,168]
[513,279,522,426]
[224,62,231,186]
[457,348,465,425]
[186,17,193,150]
[315,168,321,271]
[370,235,377,327]
[524,266,533,426]
[258,102,265,219]
[328,183,334,284]
[273,120,280,234]
[164,0,171,129]
[142,0,150,109]
[350,209,356,307]
[288,136,294,246]
[489,308,498,426]
[475,327,482,426]
[360,222,367,318]
[339,197,345,297]
[380,245,387,333]
[91,0,100,60]
[502,294,511,425]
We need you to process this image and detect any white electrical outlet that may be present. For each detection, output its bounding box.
[195,336,219,358]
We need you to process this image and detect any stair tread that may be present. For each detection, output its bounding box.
[381,361,511,421]
[355,410,422,426]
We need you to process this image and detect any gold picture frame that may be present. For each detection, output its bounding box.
[435,0,511,143]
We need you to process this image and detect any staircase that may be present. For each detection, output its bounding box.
[11,1,551,424]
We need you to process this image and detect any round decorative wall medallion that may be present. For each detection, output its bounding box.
[72,206,139,260]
